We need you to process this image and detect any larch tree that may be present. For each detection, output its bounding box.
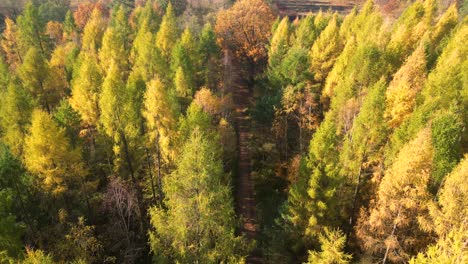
[268,17,290,70]
[0,80,34,157]
[426,156,468,238]
[309,14,342,86]
[70,52,103,129]
[18,47,57,113]
[292,14,317,49]
[306,228,352,264]
[357,128,434,263]
[99,5,132,74]
[149,129,248,263]
[384,44,427,129]
[1,18,23,69]
[155,3,179,61]
[339,79,388,236]
[99,60,145,228]
[143,77,179,202]
[24,109,87,196]
[197,23,221,90]
[16,2,48,56]
[80,7,106,55]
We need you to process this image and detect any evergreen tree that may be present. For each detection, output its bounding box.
[293,14,317,49]
[149,129,248,263]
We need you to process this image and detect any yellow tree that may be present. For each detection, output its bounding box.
[1,18,23,69]
[309,14,342,86]
[24,109,87,196]
[142,77,179,201]
[155,3,178,60]
[215,0,275,76]
[385,44,427,129]
[357,128,434,263]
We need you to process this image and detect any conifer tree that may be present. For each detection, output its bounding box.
[1,18,23,69]
[99,5,131,74]
[197,23,221,89]
[427,156,467,237]
[305,115,342,238]
[309,14,342,85]
[18,47,57,113]
[340,79,388,233]
[16,2,48,56]
[0,80,34,157]
[155,3,178,60]
[269,17,290,69]
[306,228,352,264]
[24,109,87,196]
[385,44,427,129]
[70,52,103,128]
[357,128,434,263]
[81,7,106,55]
[293,14,317,49]
[149,129,248,263]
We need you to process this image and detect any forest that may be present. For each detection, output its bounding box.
[0,0,466,263]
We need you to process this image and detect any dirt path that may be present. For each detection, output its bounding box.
[228,55,262,263]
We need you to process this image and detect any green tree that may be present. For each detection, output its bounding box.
[16,2,48,56]
[149,129,248,263]
[0,80,34,157]
[306,228,352,264]
[268,17,290,69]
[293,14,317,49]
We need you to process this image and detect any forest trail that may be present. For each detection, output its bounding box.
[227,52,262,263]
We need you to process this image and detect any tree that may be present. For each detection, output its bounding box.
[293,14,318,49]
[16,2,48,56]
[18,47,57,113]
[24,109,87,196]
[80,7,106,55]
[384,44,427,129]
[155,3,178,60]
[0,80,33,157]
[268,17,290,69]
[215,0,275,76]
[357,128,434,263]
[430,110,463,189]
[306,228,352,264]
[339,79,388,237]
[426,156,468,237]
[143,77,179,201]
[99,5,131,74]
[309,15,342,86]
[409,227,468,264]
[197,23,221,89]
[70,52,103,129]
[0,188,24,260]
[149,129,248,263]
[1,18,23,69]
